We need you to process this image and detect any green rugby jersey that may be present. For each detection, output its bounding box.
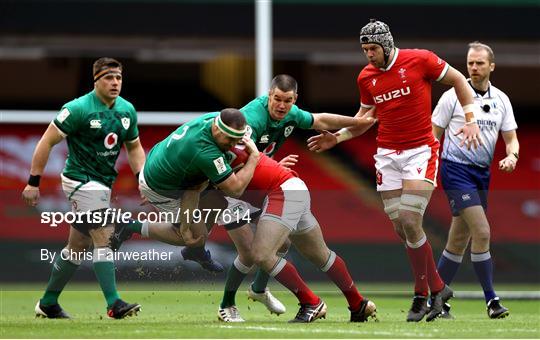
[53,90,139,188]
[143,112,233,197]
[241,95,314,157]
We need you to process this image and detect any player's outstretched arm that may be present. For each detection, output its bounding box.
[311,110,376,131]
[307,107,376,153]
[216,137,259,198]
[22,123,65,206]
[498,130,520,172]
[440,66,482,150]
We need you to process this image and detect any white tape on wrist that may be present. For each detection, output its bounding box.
[462,104,475,114]
[335,128,353,143]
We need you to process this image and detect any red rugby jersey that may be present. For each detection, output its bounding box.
[357,48,448,150]
[240,153,297,206]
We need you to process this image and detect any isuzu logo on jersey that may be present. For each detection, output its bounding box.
[104,132,118,149]
[373,86,411,104]
[121,117,130,130]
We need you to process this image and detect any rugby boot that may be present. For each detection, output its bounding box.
[406,296,429,322]
[35,301,71,319]
[247,286,286,315]
[107,299,141,319]
[288,299,327,323]
[217,305,245,322]
[181,247,224,273]
[350,299,377,322]
[426,285,454,322]
[487,297,510,319]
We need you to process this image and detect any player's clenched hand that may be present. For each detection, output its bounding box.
[307,130,337,153]
[278,154,299,168]
[179,225,204,247]
[22,184,40,206]
[242,137,259,157]
[455,123,483,150]
[498,155,517,172]
[353,108,378,132]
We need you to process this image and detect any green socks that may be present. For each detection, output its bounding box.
[93,248,120,307]
[220,257,251,308]
[251,268,270,293]
[40,249,80,306]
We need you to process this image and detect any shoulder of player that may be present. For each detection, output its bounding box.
[62,91,96,114]
[113,96,137,113]
[490,84,510,101]
[241,95,268,113]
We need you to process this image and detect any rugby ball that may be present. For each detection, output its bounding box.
[228,144,249,170]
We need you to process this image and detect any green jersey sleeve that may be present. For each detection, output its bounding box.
[289,105,313,129]
[53,103,82,135]
[196,148,233,184]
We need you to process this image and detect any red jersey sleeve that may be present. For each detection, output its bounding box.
[420,49,449,82]
[357,71,375,108]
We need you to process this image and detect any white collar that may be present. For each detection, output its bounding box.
[380,48,399,71]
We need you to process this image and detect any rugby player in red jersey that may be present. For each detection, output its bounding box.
[308,19,482,322]
[225,147,377,323]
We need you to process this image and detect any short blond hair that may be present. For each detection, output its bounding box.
[468,41,495,63]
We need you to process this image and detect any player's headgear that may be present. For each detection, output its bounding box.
[360,19,394,63]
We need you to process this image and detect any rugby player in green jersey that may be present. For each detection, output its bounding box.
[22,58,145,319]
[216,74,377,321]
[135,109,260,272]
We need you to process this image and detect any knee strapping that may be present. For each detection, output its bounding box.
[268,257,287,277]
[320,251,336,272]
[400,194,428,216]
[233,256,253,274]
[383,197,401,220]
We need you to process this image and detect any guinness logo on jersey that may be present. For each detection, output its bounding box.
[104,132,118,150]
[374,86,411,104]
[121,117,130,130]
[284,126,294,137]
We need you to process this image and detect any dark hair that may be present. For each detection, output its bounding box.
[220,108,246,130]
[93,57,122,76]
[270,74,298,93]
[468,41,495,63]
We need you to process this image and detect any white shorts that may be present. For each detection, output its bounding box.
[61,174,111,213]
[138,167,181,223]
[259,177,318,235]
[374,142,439,192]
[217,197,260,226]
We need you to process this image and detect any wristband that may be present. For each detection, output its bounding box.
[335,128,353,143]
[28,174,41,187]
[462,104,475,114]
[511,152,519,160]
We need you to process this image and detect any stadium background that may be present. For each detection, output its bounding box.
[0,0,538,286]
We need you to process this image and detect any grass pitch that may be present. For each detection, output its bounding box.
[1,283,539,338]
